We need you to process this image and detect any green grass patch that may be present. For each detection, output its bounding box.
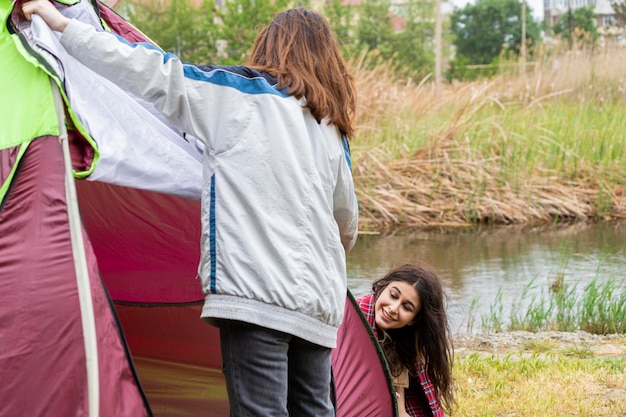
[454,352,626,416]
[477,276,626,335]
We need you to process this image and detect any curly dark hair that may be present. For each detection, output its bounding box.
[372,263,455,412]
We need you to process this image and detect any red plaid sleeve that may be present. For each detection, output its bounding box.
[404,364,445,417]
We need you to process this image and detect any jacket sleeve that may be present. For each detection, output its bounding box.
[334,136,359,253]
[60,19,223,150]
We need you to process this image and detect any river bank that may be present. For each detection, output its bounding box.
[452,331,626,416]
[454,330,626,358]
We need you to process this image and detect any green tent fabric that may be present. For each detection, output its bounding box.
[0,1,59,201]
[0,2,58,151]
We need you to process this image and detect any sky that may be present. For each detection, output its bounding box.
[451,0,544,21]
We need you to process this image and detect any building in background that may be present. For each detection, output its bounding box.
[544,0,621,27]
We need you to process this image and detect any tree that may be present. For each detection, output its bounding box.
[117,0,219,64]
[389,0,436,75]
[351,0,437,76]
[450,0,541,65]
[609,0,626,26]
[552,6,598,47]
[324,0,359,56]
[356,0,396,60]
[216,0,292,65]
[116,0,437,75]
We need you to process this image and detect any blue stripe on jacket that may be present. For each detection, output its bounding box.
[209,174,217,293]
[183,66,287,96]
[111,32,286,96]
[342,135,352,171]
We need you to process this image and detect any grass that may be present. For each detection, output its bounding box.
[474,276,626,335]
[351,47,626,232]
[454,352,626,416]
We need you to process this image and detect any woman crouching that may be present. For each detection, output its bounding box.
[357,263,455,416]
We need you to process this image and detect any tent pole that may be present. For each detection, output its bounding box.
[50,79,100,417]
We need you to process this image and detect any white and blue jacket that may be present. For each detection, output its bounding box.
[59,19,359,348]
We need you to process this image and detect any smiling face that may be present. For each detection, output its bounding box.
[374,281,421,331]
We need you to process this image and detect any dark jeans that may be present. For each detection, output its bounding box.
[219,320,335,417]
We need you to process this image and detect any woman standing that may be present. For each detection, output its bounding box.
[21,2,359,416]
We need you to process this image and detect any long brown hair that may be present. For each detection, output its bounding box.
[247,8,356,138]
[372,263,456,412]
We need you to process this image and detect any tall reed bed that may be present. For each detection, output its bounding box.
[351,48,626,231]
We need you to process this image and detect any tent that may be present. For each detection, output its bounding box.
[0,1,396,415]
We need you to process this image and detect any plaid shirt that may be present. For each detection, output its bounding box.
[357,293,445,417]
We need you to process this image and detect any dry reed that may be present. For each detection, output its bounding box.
[350,47,626,232]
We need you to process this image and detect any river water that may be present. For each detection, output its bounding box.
[346,221,626,334]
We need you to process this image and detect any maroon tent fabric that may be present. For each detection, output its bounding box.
[0,137,150,417]
[76,180,203,303]
[332,293,396,417]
